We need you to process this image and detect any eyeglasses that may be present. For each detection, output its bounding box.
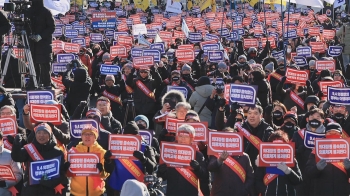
[0,112,13,116]
[82,133,95,137]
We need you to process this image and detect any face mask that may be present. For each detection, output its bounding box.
[287,48,292,53]
[0,94,4,102]
[137,124,146,130]
[235,118,243,123]
[250,53,257,57]
[172,77,180,81]
[92,48,99,54]
[298,86,304,93]
[279,64,284,69]
[182,74,190,78]
[284,121,295,129]
[273,111,283,118]
[325,134,342,139]
[333,113,345,120]
[309,119,321,128]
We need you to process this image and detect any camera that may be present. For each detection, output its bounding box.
[4,0,32,35]
[144,174,164,196]
[66,59,82,71]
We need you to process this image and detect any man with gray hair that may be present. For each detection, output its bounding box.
[157,124,210,196]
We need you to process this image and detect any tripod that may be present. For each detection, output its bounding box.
[123,93,136,127]
[0,30,38,89]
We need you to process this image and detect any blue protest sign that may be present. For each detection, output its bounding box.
[90,33,103,43]
[328,46,343,57]
[271,51,284,59]
[167,86,188,99]
[188,33,202,43]
[328,87,350,105]
[57,54,75,64]
[235,16,242,22]
[126,18,133,26]
[284,30,297,39]
[89,2,98,7]
[73,25,86,35]
[139,130,153,146]
[27,91,54,104]
[147,29,158,38]
[237,28,245,35]
[65,29,78,39]
[114,32,129,40]
[91,17,116,29]
[105,30,115,38]
[71,38,86,47]
[143,49,161,62]
[269,32,279,40]
[116,9,125,17]
[65,24,72,30]
[303,131,324,148]
[294,56,308,66]
[100,64,121,75]
[205,33,219,41]
[229,31,240,41]
[53,26,63,37]
[150,43,165,54]
[70,119,98,139]
[303,28,308,35]
[229,84,256,105]
[296,46,312,57]
[30,157,60,185]
[202,44,220,53]
[52,63,67,74]
[217,28,230,37]
[210,78,224,85]
[208,51,224,62]
[131,48,143,58]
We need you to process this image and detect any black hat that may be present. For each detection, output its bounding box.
[283,112,298,125]
[304,95,320,111]
[325,122,342,134]
[196,76,210,87]
[123,121,139,135]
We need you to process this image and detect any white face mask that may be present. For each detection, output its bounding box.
[287,48,292,53]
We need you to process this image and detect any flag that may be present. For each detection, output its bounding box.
[182,19,190,38]
[211,0,216,12]
[334,0,346,8]
[154,33,163,43]
[247,0,259,7]
[198,0,211,11]
[138,33,151,46]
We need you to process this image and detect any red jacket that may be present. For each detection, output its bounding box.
[79,54,92,77]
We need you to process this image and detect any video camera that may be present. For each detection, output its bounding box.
[3,0,32,35]
[144,174,164,196]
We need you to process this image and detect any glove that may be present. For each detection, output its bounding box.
[344,158,350,170]
[159,128,169,137]
[306,80,311,87]
[104,150,112,160]
[96,163,103,173]
[281,76,287,84]
[13,134,26,147]
[190,160,200,171]
[316,159,327,170]
[31,34,42,42]
[133,151,146,162]
[0,181,6,187]
[277,162,291,174]
[6,135,14,144]
[79,101,87,107]
[63,162,71,172]
[231,102,241,111]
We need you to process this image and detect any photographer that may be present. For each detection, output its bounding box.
[26,0,55,88]
[205,87,230,129]
[0,10,11,62]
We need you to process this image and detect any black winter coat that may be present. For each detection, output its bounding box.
[25,1,55,63]
[0,92,15,109]
[11,137,68,196]
[269,68,285,102]
[97,83,125,122]
[250,72,271,109]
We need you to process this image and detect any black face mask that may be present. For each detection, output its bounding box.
[235,118,243,123]
[182,74,190,78]
[92,48,99,54]
[309,119,321,128]
[172,77,180,81]
[298,86,304,93]
[333,113,345,121]
[137,124,146,130]
[279,64,285,69]
[284,121,295,129]
[273,111,283,118]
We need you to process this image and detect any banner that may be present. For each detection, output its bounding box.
[165,117,183,133]
[92,12,116,28]
[328,87,350,105]
[100,64,121,75]
[108,134,141,159]
[167,86,188,99]
[228,84,256,105]
[29,157,60,185]
[0,116,17,136]
[57,54,75,64]
[118,36,133,46]
[296,46,312,57]
[243,38,258,49]
[110,46,127,58]
[90,33,103,43]
[165,0,182,13]
[304,131,325,149]
[328,46,343,57]
[64,29,78,39]
[71,38,86,47]
[30,104,61,125]
[315,139,349,162]
[315,60,336,72]
[318,81,343,98]
[27,91,54,104]
[132,24,147,35]
[0,165,16,180]
[207,131,243,156]
[285,68,309,85]
[208,51,224,62]
[139,130,153,146]
[131,48,143,58]
[160,142,196,168]
[258,142,295,167]
[188,33,202,43]
[284,29,297,39]
[175,49,195,62]
[64,43,80,54]
[176,122,208,142]
[310,42,325,53]
[150,43,165,53]
[143,49,161,62]
[69,119,98,139]
[133,56,154,69]
[293,56,308,66]
[67,153,100,176]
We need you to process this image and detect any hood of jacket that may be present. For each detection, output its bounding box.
[73,68,88,83]
[120,179,149,196]
[194,84,214,98]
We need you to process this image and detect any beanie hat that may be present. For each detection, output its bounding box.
[196,76,211,87]
[185,111,200,122]
[320,69,332,78]
[182,64,191,71]
[34,123,52,137]
[105,75,115,82]
[134,115,149,129]
[325,122,342,134]
[86,108,102,122]
[283,112,298,125]
[218,62,227,69]
[123,121,139,135]
[81,126,99,138]
[238,55,247,61]
[123,63,133,69]
[171,70,181,75]
[45,100,58,105]
[265,62,274,72]
[309,60,316,67]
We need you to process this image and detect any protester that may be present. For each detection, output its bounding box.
[95,96,123,134]
[0,87,14,109]
[134,115,160,157]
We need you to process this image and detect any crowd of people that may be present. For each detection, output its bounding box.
[1,0,350,196]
